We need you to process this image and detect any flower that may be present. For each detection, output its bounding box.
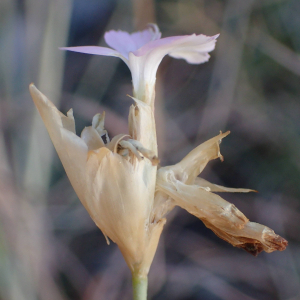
[60,24,218,104]
[31,25,287,284]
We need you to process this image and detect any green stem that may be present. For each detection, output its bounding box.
[132,273,148,300]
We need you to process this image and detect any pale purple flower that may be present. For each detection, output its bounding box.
[28,22,289,300]
[60,24,218,104]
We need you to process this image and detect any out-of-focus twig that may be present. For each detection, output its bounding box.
[132,0,155,30]
[75,0,133,101]
[24,0,72,195]
[197,0,255,138]
[248,27,300,77]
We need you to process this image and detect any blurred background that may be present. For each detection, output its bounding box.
[1,0,300,299]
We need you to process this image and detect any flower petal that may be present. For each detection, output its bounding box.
[104,24,161,59]
[129,33,218,103]
[168,34,219,62]
[29,84,88,201]
[168,51,211,64]
[132,34,218,57]
[60,46,128,65]
[194,177,256,193]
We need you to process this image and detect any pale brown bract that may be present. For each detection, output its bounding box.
[29,82,287,279]
[29,84,164,277]
[155,132,287,256]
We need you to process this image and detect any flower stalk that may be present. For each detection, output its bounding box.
[132,273,148,300]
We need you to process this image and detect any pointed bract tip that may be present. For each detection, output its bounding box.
[219,130,230,140]
[151,156,160,166]
[29,83,36,90]
[29,83,40,98]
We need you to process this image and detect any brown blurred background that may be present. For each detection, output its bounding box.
[1,0,300,299]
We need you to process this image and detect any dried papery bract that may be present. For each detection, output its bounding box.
[29,84,165,280]
[155,132,288,256]
[30,24,287,300]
